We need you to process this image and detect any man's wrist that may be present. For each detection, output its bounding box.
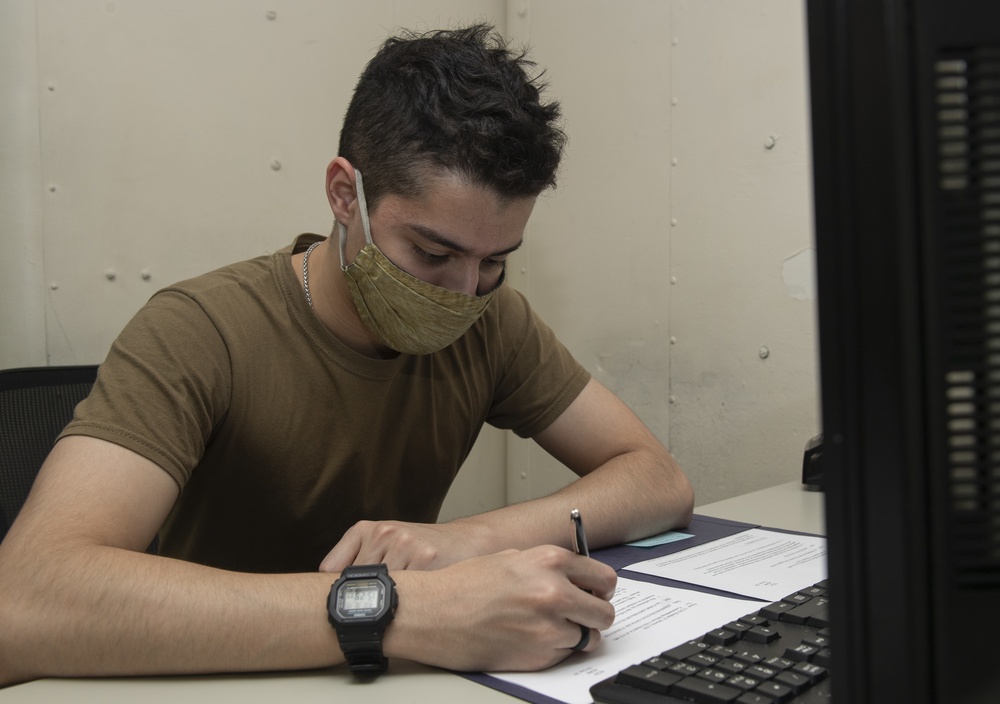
[328,564,397,675]
[449,514,501,555]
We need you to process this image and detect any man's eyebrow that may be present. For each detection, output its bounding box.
[410,223,523,257]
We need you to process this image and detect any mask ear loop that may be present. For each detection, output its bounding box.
[338,167,375,268]
[353,169,374,244]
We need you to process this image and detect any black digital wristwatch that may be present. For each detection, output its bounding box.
[327,564,398,675]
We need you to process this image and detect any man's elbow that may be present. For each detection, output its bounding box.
[0,558,37,687]
[667,461,695,528]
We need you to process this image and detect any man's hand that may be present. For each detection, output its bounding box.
[386,545,618,672]
[319,519,488,572]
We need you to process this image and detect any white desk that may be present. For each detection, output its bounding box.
[0,482,825,704]
[696,480,824,536]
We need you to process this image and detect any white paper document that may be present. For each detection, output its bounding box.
[489,577,767,704]
[625,528,827,601]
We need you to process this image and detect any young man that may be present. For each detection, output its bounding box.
[0,24,692,685]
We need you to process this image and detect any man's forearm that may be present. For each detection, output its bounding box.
[452,446,694,556]
[0,540,340,685]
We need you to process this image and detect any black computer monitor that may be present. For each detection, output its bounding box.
[808,0,1000,702]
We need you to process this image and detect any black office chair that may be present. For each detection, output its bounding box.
[0,365,99,543]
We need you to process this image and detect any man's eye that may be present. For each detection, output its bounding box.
[413,245,448,264]
[481,258,505,269]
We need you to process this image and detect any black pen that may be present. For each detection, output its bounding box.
[570,508,589,557]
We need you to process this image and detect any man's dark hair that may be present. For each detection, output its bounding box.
[338,23,566,210]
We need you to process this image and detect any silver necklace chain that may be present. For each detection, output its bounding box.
[302,241,321,308]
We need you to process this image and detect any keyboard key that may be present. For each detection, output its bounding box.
[705,629,738,646]
[813,648,832,667]
[807,608,830,628]
[724,621,753,636]
[695,668,730,683]
[774,669,810,693]
[792,661,828,683]
[782,601,825,625]
[715,658,747,675]
[745,626,779,644]
[798,585,827,598]
[671,676,742,703]
[762,656,794,671]
[754,681,794,702]
[736,693,775,704]
[615,664,681,695]
[707,645,736,660]
[689,652,721,668]
[745,664,779,680]
[641,656,671,670]
[760,602,796,620]
[663,641,708,662]
[732,649,764,665]
[725,674,762,692]
[784,644,819,662]
[803,632,831,649]
[668,661,702,676]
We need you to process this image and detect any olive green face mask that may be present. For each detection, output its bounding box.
[338,169,504,355]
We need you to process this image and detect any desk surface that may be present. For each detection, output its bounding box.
[1,482,824,704]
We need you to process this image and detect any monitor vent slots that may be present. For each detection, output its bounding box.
[936,46,1000,586]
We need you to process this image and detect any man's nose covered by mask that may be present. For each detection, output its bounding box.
[337,169,504,355]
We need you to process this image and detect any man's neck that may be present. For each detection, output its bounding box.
[296,240,398,360]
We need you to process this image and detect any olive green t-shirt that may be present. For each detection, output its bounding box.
[60,236,590,573]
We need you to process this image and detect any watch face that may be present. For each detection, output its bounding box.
[336,579,386,619]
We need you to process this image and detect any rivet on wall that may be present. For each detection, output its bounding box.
[764,135,779,150]
[140,269,152,281]
[270,160,282,171]
[50,283,59,291]
[105,270,117,281]
[759,345,770,359]
[266,10,277,21]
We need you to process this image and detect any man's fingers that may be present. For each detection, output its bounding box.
[567,554,618,601]
[318,532,362,572]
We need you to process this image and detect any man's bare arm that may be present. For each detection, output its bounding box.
[0,436,615,685]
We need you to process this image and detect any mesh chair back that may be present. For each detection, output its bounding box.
[0,365,98,542]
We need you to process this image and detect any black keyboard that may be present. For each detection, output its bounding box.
[590,581,832,703]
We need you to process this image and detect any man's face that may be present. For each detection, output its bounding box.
[345,172,535,296]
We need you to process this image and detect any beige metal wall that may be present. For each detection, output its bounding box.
[0,0,818,517]
[502,0,817,509]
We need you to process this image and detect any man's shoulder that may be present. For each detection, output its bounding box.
[166,248,283,297]
[148,242,300,321]
[487,282,532,317]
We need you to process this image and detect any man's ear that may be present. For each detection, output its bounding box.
[326,157,357,222]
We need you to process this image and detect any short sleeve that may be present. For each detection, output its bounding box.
[485,288,591,438]
[59,290,233,489]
